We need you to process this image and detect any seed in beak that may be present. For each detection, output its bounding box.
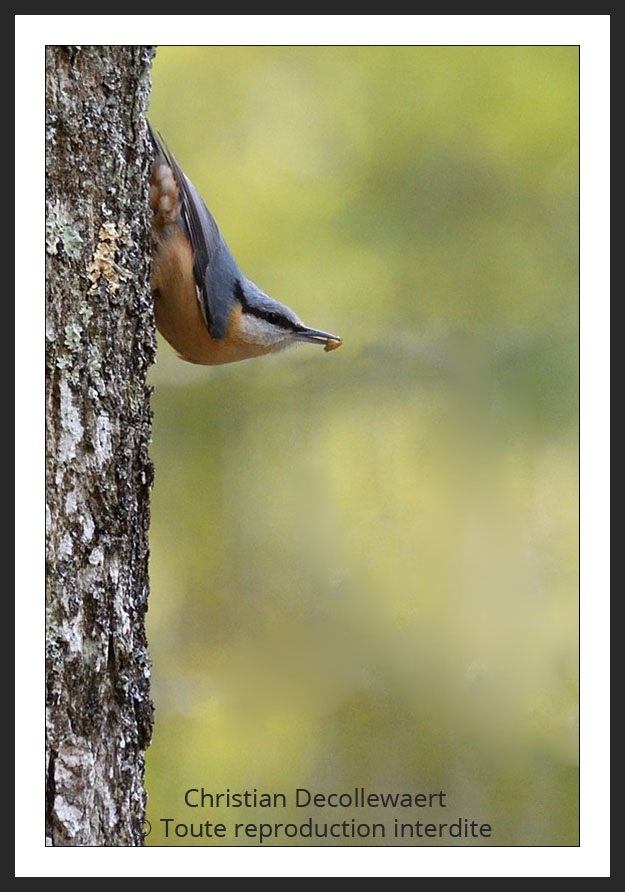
[324,338,342,352]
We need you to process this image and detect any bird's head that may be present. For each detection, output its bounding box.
[233,278,342,355]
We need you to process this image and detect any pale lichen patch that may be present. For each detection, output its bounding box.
[65,489,79,514]
[61,228,84,260]
[61,615,86,655]
[64,323,82,352]
[82,510,95,542]
[109,554,120,585]
[58,379,84,466]
[46,201,84,259]
[59,532,74,558]
[54,739,96,839]
[95,413,113,465]
[89,546,104,566]
[46,216,59,255]
[54,799,83,835]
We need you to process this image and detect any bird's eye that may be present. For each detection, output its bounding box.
[252,307,294,331]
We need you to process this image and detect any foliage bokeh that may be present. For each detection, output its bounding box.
[145,45,578,846]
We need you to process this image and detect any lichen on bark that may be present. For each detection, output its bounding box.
[45,45,156,847]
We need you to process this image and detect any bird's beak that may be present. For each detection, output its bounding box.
[295,327,342,352]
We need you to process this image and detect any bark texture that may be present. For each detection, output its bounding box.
[45,45,156,847]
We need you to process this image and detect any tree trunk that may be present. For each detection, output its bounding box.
[45,45,156,847]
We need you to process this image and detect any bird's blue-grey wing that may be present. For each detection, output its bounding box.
[175,171,241,340]
[150,126,238,340]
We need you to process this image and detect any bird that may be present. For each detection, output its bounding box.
[148,124,342,365]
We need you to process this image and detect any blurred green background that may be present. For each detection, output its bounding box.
[145,46,578,846]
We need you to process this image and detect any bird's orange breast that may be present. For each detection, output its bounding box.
[151,225,281,365]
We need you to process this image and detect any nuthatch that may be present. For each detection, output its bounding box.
[148,125,342,365]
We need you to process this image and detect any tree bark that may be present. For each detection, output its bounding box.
[45,45,156,847]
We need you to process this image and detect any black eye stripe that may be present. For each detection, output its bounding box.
[233,279,300,332]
